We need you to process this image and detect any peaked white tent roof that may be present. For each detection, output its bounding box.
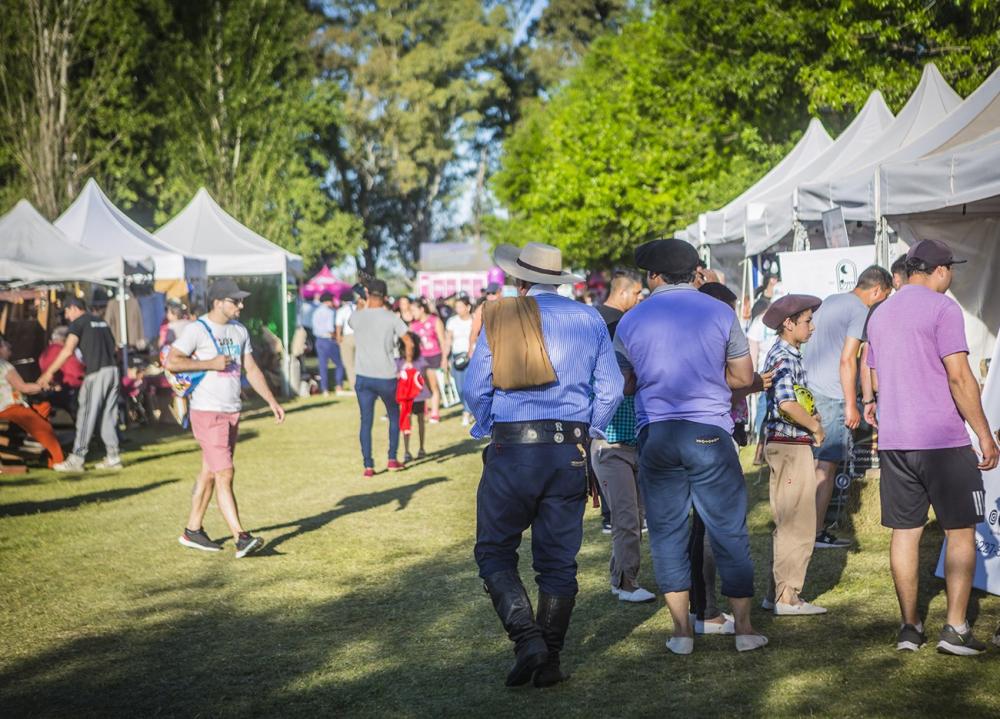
[55,179,206,282]
[155,188,303,277]
[688,118,834,245]
[797,63,963,221]
[742,91,895,256]
[877,64,1000,217]
[0,199,139,282]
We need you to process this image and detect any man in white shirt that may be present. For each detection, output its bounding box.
[312,293,340,396]
[167,279,285,558]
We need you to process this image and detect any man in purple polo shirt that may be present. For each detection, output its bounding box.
[865,238,998,656]
[615,238,766,655]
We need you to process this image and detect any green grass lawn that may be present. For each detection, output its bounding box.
[1,395,998,718]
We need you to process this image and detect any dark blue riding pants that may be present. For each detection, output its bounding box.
[475,442,588,597]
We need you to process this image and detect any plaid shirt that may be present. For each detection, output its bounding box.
[604,395,637,445]
[763,339,813,441]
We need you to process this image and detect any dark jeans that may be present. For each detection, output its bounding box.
[315,337,344,392]
[638,419,754,598]
[355,375,400,468]
[475,442,588,597]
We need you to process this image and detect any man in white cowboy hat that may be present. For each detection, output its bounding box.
[464,242,623,689]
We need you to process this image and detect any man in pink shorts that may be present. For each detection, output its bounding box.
[167,279,285,558]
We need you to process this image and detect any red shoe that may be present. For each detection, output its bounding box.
[363,467,375,478]
[387,459,404,471]
[429,414,441,424]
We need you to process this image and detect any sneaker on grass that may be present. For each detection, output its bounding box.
[896,624,926,652]
[601,520,612,535]
[95,456,123,470]
[52,454,85,473]
[178,527,222,552]
[814,530,850,549]
[937,624,987,656]
[235,533,264,558]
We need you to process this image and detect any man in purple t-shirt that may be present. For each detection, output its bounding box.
[616,239,767,655]
[865,239,999,656]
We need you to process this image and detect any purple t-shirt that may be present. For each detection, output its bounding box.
[615,284,750,433]
[866,285,970,450]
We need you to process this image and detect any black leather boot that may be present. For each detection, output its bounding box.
[483,570,549,686]
[533,592,575,688]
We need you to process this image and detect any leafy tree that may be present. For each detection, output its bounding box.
[493,0,1000,268]
[0,0,165,218]
[147,0,360,266]
[317,0,510,272]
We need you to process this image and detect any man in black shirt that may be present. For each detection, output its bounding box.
[39,297,121,471]
[596,270,643,347]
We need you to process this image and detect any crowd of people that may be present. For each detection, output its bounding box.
[456,236,999,689]
[3,231,997,678]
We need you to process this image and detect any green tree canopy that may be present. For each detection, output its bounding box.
[493,0,1000,268]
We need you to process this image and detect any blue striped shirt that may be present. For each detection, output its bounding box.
[463,286,624,439]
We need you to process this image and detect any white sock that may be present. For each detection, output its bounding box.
[953,621,969,634]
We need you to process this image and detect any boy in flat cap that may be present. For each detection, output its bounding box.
[761,294,827,616]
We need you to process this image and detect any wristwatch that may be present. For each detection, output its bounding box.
[863,397,877,405]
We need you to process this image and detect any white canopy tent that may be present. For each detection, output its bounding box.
[876,78,1000,378]
[796,63,963,223]
[155,187,304,395]
[0,199,152,373]
[55,179,207,287]
[693,118,834,246]
[742,91,895,257]
[155,187,302,277]
[0,199,145,282]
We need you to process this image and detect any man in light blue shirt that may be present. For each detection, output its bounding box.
[311,293,341,395]
[464,242,622,689]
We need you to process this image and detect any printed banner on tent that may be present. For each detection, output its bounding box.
[936,330,1000,596]
[776,245,879,299]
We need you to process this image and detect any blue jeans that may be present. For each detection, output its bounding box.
[355,375,400,468]
[638,420,754,598]
[812,393,848,463]
[315,337,344,393]
[450,363,472,413]
[475,442,588,597]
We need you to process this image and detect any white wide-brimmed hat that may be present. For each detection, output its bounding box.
[494,243,582,285]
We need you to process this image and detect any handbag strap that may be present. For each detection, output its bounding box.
[196,318,224,355]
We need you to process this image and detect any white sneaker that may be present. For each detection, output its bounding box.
[95,456,123,470]
[692,612,735,634]
[735,634,769,652]
[666,636,694,655]
[53,455,85,472]
[617,587,656,603]
[774,601,827,616]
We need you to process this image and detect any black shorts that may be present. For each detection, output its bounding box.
[412,401,426,415]
[879,447,985,530]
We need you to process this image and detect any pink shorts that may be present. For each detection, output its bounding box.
[190,410,240,472]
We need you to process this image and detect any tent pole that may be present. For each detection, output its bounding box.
[280,265,290,397]
[117,275,129,375]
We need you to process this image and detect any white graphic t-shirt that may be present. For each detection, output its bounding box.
[172,316,251,413]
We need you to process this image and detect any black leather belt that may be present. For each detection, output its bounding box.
[492,421,589,445]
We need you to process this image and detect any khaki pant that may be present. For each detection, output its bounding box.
[765,442,817,603]
[591,440,644,592]
[340,334,356,389]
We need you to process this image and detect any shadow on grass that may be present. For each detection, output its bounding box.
[0,479,180,518]
[253,477,449,554]
[2,528,998,719]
